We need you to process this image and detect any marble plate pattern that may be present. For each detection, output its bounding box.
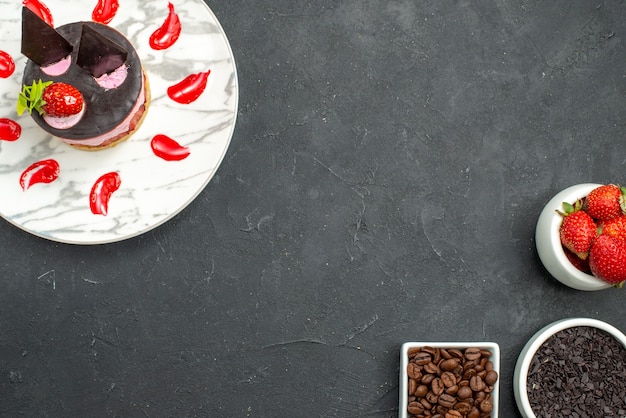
[0,0,238,244]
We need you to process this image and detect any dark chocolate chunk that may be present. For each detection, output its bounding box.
[527,326,626,418]
[21,7,73,67]
[76,24,128,78]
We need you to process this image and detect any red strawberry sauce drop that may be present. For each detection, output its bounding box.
[92,0,119,24]
[0,50,16,79]
[20,159,60,191]
[0,118,21,141]
[149,2,182,50]
[167,70,211,104]
[23,0,54,27]
[90,172,121,216]
[151,135,190,161]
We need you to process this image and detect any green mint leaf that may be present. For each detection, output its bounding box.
[16,96,27,116]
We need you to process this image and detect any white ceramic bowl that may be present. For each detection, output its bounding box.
[513,318,626,418]
[535,183,612,291]
[399,342,500,418]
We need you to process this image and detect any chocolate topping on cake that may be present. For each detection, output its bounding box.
[22,22,144,141]
[77,24,128,78]
[21,7,73,67]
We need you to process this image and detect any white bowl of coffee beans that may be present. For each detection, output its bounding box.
[513,318,626,417]
[535,183,612,291]
[400,342,500,418]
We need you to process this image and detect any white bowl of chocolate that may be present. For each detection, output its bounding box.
[513,318,626,417]
[535,183,626,291]
[17,7,149,150]
[399,342,500,418]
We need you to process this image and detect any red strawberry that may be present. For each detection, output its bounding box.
[17,79,84,117]
[41,83,83,117]
[559,209,597,260]
[583,184,626,221]
[589,234,626,285]
[598,215,626,241]
[563,246,591,273]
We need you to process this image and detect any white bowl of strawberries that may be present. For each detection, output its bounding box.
[536,183,626,291]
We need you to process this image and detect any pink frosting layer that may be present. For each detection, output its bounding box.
[41,55,72,76]
[95,65,128,89]
[43,103,86,129]
[59,77,146,147]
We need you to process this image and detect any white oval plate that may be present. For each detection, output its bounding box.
[0,0,238,244]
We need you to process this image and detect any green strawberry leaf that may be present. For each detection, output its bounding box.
[562,201,575,214]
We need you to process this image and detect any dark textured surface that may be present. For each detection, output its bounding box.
[2,1,626,416]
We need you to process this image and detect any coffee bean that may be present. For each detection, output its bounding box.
[454,401,472,415]
[407,347,421,358]
[424,361,440,375]
[469,375,485,392]
[485,370,498,386]
[445,384,458,395]
[431,377,444,395]
[432,348,441,364]
[441,371,456,388]
[422,346,437,355]
[440,358,460,372]
[414,351,432,365]
[438,393,456,408]
[448,348,464,359]
[425,391,439,404]
[462,367,477,380]
[457,385,473,399]
[415,384,428,398]
[474,390,486,404]
[440,348,452,359]
[407,362,421,380]
[480,349,492,358]
[464,347,482,361]
[407,401,425,415]
[445,410,462,418]
[408,378,417,395]
[468,406,480,418]
[463,359,478,371]
[480,395,493,413]
[421,373,435,385]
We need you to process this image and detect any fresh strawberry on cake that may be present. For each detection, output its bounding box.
[18,80,85,129]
